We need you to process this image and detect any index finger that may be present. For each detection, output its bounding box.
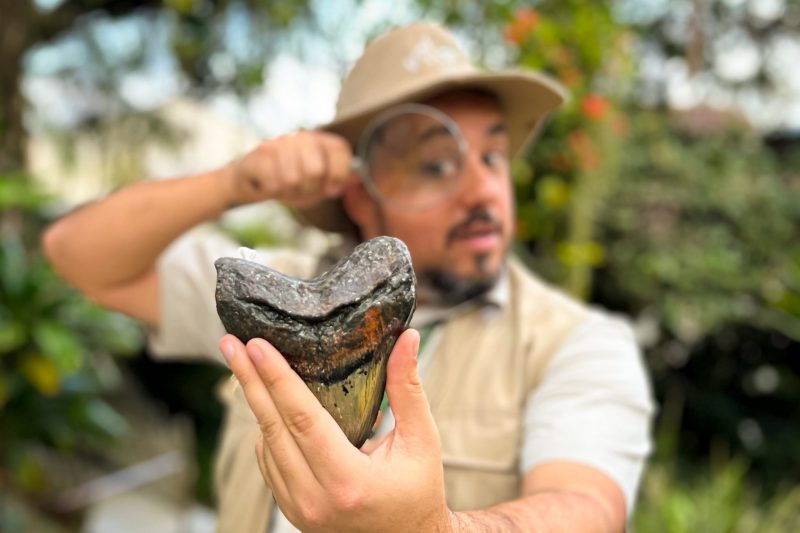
[245,338,366,484]
[317,132,355,197]
[218,334,320,492]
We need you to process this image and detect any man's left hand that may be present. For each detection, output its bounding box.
[219,329,453,533]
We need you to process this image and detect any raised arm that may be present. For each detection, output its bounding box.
[42,131,353,326]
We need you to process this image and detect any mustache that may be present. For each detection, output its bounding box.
[446,208,503,245]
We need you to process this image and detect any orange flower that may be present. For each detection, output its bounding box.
[515,219,528,239]
[557,67,582,88]
[504,8,539,45]
[549,151,572,173]
[612,115,630,136]
[568,130,601,172]
[581,93,610,120]
[568,130,589,149]
[551,46,574,67]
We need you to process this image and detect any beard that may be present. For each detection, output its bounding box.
[416,206,506,306]
[375,204,508,307]
[416,252,503,307]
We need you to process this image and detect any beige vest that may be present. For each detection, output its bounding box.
[213,257,588,532]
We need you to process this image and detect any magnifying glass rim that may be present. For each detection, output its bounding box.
[354,103,468,211]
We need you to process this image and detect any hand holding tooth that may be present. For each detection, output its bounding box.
[215,236,452,531]
[225,130,354,209]
[218,329,451,533]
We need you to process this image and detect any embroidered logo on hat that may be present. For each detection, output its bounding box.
[403,35,462,73]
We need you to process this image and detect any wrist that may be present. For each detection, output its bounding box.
[428,507,459,533]
[442,509,458,533]
[212,161,241,212]
[444,509,466,533]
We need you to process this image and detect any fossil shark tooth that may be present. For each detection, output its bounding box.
[214,236,416,447]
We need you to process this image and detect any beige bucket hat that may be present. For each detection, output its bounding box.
[298,21,567,233]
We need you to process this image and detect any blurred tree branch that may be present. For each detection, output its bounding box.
[0,0,310,174]
[1,0,162,172]
[35,0,162,42]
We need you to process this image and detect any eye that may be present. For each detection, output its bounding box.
[482,150,507,168]
[419,158,459,179]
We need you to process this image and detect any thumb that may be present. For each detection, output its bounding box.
[385,329,438,447]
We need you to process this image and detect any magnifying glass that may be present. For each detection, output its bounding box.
[352,104,468,211]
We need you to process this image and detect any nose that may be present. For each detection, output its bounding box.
[456,150,506,208]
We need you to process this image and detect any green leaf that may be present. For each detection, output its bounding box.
[0,238,28,298]
[0,374,7,407]
[0,321,27,353]
[32,321,85,374]
[19,354,61,396]
[0,175,49,210]
[84,399,128,438]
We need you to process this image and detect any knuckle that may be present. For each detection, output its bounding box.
[258,417,285,441]
[261,368,284,391]
[332,485,364,512]
[333,138,353,159]
[304,154,325,178]
[283,167,300,186]
[235,371,255,391]
[256,142,275,157]
[326,138,348,159]
[285,409,316,436]
[405,374,426,397]
[320,131,346,148]
[298,500,327,529]
[262,167,279,194]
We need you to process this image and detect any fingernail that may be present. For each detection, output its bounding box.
[247,342,265,363]
[221,339,236,362]
[407,328,420,360]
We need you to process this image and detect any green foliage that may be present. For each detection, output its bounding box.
[0,174,50,210]
[0,176,143,497]
[165,0,312,92]
[33,0,313,98]
[498,2,637,300]
[601,115,799,342]
[634,458,800,533]
[439,1,800,334]
[633,381,800,531]
[489,0,800,511]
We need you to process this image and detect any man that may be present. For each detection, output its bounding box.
[44,22,653,532]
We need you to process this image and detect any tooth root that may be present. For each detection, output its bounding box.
[215,236,416,446]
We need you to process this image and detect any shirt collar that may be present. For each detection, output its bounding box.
[410,263,509,329]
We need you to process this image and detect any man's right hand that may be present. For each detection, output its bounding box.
[225,130,355,209]
[43,129,354,328]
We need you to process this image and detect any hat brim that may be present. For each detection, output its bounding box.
[296,69,567,233]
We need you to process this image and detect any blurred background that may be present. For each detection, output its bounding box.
[1,0,799,531]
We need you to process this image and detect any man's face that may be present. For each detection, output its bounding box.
[343,91,514,306]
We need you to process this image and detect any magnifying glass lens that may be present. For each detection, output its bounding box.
[358,105,465,210]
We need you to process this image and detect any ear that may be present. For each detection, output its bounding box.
[341,176,380,238]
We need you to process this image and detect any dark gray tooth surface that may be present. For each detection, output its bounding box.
[215,236,416,447]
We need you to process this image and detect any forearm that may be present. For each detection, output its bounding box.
[43,165,234,294]
[448,490,620,533]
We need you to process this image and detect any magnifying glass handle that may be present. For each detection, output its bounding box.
[351,156,364,174]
